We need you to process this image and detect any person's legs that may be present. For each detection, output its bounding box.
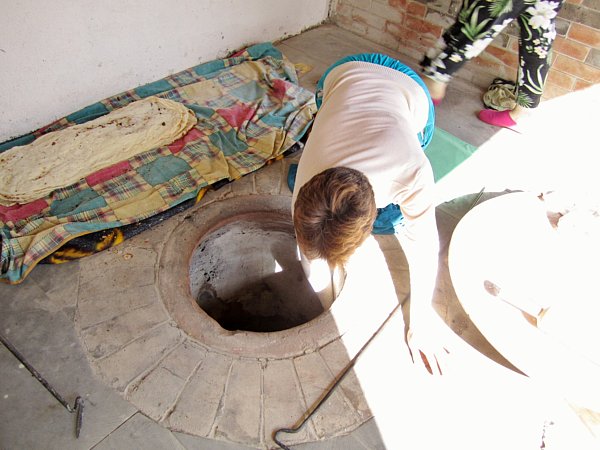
[478,0,564,128]
[515,0,563,109]
[421,0,526,102]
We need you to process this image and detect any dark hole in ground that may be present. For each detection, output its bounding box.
[189,214,326,332]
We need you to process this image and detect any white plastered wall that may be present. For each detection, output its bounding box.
[0,0,331,143]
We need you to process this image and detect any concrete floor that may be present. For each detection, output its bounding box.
[1,24,600,450]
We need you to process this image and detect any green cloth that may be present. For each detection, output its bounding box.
[426,127,478,182]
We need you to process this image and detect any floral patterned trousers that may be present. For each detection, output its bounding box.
[421,0,564,108]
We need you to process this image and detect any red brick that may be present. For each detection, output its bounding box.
[361,26,395,49]
[385,20,404,39]
[467,65,508,85]
[417,35,438,50]
[388,0,407,8]
[371,1,404,23]
[472,52,502,70]
[352,9,386,29]
[399,26,420,43]
[546,69,576,90]
[336,2,352,16]
[344,0,371,11]
[485,44,520,68]
[496,64,518,81]
[407,2,427,17]
[335,13,354,28]
[349,20,368,36]
[554,55,600,83]
[552,36,590,61]
[396,25,437,50]
[573,79,592,91]
[334,2,354,28]
[567,23,600,48]
[403,16,443,38]
[335,14,355,29]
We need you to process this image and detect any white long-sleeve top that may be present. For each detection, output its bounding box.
[292,61,439,313]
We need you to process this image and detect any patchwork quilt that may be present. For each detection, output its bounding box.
[0,43,316,284]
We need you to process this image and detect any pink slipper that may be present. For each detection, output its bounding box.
[478,109,519,131]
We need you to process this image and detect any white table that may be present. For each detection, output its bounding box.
[449,192,600,414]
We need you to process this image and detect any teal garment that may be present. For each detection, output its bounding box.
[373,203,405,234]
[287,163,298,194]
[315,53,435,150]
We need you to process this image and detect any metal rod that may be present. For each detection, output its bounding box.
[273,301,403,449]
[0,331,84,438]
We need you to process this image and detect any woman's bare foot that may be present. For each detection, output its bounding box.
[508,104,529,121]
[423,76,448,103]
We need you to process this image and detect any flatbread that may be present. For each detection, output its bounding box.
[0,96,197,206]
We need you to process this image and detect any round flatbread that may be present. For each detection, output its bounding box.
[0,96,197,206]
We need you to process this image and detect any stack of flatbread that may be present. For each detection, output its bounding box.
[0,96,197,206]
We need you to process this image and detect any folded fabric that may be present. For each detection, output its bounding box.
[482,77,517,112]
[0,96,197,206]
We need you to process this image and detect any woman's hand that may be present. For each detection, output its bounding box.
[406,309,451,375]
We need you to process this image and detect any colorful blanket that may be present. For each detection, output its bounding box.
[0,43,316,284]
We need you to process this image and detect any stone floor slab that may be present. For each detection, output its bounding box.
[255,159,284,195]
[318,339,372,421]
[293,351,359,438]
[263,358,317,447]
[289,433,369,450]
[78,247,157,295]
[230,172,256,195]
[214,358,263,447]
[93,412,185,450]
[127,341,207,421]
[165,350,232,437]
[276,43,327,91]
[80,302,169,359]
[25,260,81,315]
[198,183,234,206]
[344,418,387,450]
[76,283,160,329]
[94,322,183,392]
[0,308,136,450]
[174,431,256,450]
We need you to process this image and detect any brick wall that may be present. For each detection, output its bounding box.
[331,0,600,99]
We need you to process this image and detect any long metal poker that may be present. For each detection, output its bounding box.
[0,331,84,438]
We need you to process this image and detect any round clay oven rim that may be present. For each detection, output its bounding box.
[158,194,345,359]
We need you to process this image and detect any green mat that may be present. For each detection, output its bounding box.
[426,127,478,182]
